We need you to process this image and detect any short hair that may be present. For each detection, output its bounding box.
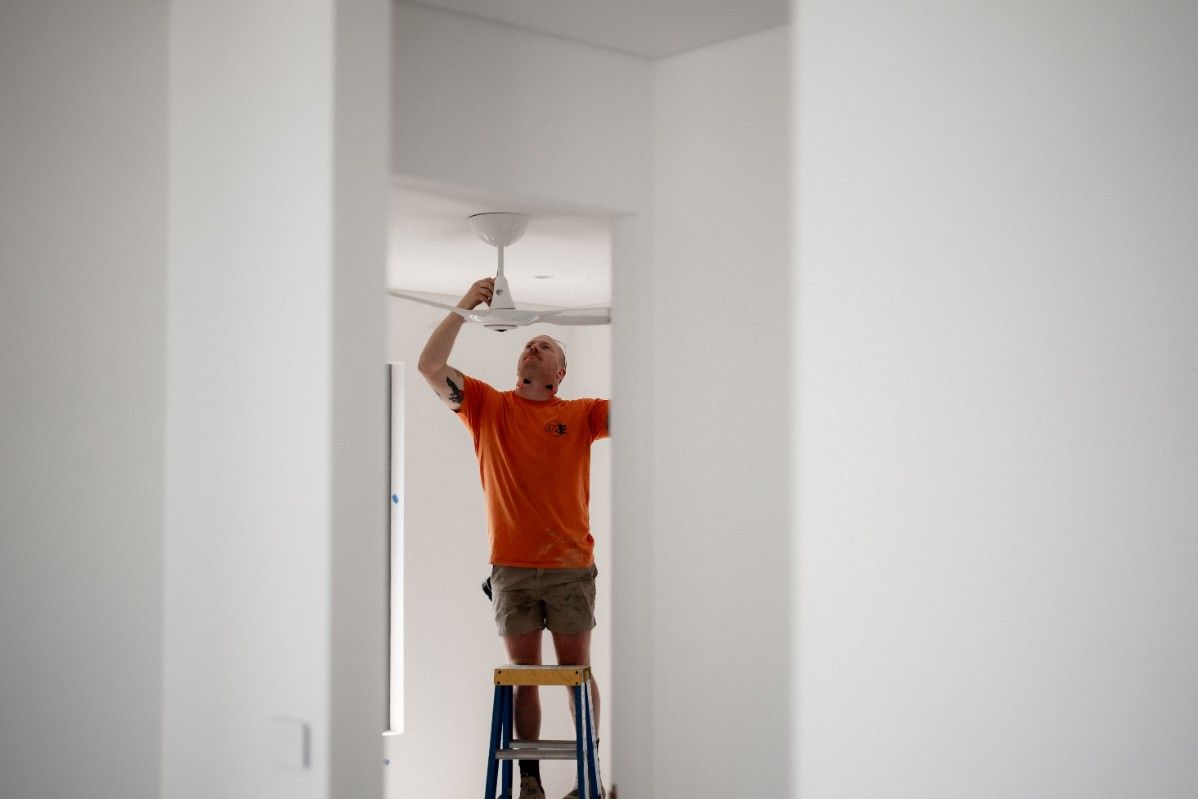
[549,337,567,368]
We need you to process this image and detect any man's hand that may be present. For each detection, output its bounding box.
[457,277,495,310]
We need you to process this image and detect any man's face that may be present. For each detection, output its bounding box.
[518,336,566,383]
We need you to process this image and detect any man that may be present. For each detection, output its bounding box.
[417,277,610,799]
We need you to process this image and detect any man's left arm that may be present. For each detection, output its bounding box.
[590,398,611,440]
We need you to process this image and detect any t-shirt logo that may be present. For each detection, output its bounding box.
[544,421,568,437]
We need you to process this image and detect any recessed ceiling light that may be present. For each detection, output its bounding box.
[533,274,553,279]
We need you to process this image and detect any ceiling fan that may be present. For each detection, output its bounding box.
[387,212,611,332]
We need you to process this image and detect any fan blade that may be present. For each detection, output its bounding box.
[544,315,610,326]
[539,306,611,326]
[553,304,609,312]
[465,308,542,326]
[388,289,461,313]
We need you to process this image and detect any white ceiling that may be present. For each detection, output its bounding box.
[388,182,613,308]
[401,0,790,60]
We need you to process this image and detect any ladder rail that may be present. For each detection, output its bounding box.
[484,665,603,798]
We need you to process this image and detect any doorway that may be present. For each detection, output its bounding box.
[384,181,614,797]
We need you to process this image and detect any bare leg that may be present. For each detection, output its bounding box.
[551,630,599,733]
[503,629,544,742]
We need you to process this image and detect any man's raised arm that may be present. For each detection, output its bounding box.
[417,277,494,411]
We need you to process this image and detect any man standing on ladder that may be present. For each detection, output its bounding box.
[418,277,610,799]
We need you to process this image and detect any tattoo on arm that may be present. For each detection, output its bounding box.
[446,376,463,406]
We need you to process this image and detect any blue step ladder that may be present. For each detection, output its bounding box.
[485,665,602,799]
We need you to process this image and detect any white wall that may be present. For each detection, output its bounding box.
[652,26,794,796]
[793,2,1198,796]
[164,2,389,798]
[329,1,393,793]
[0,3,167,797]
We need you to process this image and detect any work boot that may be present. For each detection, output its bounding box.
[560,783,605,799]
[519,774,546,799]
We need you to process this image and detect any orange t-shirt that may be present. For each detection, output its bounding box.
[457,375,609,568]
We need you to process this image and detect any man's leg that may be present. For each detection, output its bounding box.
[544,566,600,732]
[491,567,551,797]
[551,631,599,732]
[504,628,546,798]
[503,628,544,741]
[552,631,604,798]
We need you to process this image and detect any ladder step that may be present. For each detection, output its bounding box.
[496,740,586,761]
[494,665,592,686]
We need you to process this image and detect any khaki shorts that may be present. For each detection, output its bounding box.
[489,564,598,637]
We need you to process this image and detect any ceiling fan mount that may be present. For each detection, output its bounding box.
[468,212,529,249]
[389,212,610,332]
